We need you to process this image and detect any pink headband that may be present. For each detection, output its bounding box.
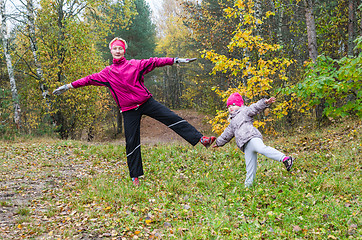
[110,40,126,52]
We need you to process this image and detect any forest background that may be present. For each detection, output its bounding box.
[0,0,361,140]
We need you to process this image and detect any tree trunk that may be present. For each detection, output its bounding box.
[254,0,262,34]
[57,0,66,82]
[170,65,183,108]
[347,0,355,56]
[26,0,51,103]
[0,0,21,128]
[116,110,123,135]
[53,0,69,138]
[277,8,284,45]
[303,0,318,63]
[163,68,169,106]
[303,0,327,123]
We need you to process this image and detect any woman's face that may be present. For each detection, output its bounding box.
[111,46,125,59]
[228,105,240,114]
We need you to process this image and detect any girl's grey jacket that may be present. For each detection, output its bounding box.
[215,99,270,150]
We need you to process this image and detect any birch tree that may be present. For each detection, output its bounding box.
[0,0,21,128]
[25,0,49,103]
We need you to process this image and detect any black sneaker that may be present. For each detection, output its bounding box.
[283,156,293,171]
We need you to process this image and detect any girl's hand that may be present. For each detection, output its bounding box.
[212,144,219,148]
[265,97,276,105]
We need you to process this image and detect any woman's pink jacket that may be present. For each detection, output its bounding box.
[71,57,174,112]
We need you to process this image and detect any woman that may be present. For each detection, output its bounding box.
[53,37,216,186]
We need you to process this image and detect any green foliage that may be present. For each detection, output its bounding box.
[0,88,19,139]
[122,0,156,60]
[99,0,155,61]
[0,118,360,238]
[286,37,362,118]
[315,0,349,59]
[0,88,11,133]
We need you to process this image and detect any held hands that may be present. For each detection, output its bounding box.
[53,84,71,95]
[174,57,197,63]
[265,97,276,105]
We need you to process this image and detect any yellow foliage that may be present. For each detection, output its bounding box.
[209,110,229,135]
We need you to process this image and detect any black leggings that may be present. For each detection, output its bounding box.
[122,97,203,178]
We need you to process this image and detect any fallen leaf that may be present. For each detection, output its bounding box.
[183,204,191,210]
[293,225,302,232]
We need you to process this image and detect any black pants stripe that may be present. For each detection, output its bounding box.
[122,97,203,178]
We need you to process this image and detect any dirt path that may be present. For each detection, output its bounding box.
[140,109,212,145]
[0,142,88,238]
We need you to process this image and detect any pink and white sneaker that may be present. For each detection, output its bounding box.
[283,156,293,171]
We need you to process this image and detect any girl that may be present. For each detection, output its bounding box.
[53,37,216,186]
[212,92,293,187]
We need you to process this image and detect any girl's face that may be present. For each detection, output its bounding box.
[111,46,125,59]
[228,105,240,114]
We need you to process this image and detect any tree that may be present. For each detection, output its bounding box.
[122,0,156,60]
[348,0,356,56]
[180,0,240,113]
[14,0,135,138]
[24,0,50,105]
[287,37,362,119]
[304,0,318,63]
[0,0,21,128]
[200,0,293,134]
[154,14,190,108]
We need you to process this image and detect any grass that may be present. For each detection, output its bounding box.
[0,119,360,239]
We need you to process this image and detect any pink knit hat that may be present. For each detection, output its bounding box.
[227,92,244,107]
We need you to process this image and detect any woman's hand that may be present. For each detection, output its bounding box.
[174,57,197,63]
[53,84,72,95]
